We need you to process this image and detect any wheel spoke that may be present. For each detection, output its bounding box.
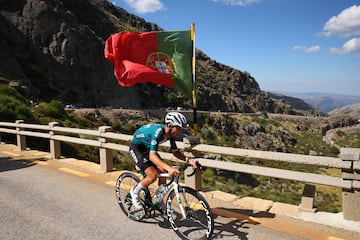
[115,172,146,221]
[167,187,214,240]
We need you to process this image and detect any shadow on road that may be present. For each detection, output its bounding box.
[0,156,37,172]
[213,218,250,239]
[211,209,275,239]
[120,208,274,239]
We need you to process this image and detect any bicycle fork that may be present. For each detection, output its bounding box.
[173,182,188,220]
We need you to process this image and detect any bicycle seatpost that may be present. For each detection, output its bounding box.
[158,172,170,178]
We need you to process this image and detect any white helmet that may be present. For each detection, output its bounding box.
[165,112,188,128]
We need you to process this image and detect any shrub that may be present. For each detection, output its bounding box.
[0,84,25,102]
[34,100,67,120]
[0,85,35,122]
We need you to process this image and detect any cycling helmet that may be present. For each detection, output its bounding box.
[165,112,188,128]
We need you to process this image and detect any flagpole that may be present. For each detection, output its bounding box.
[191,23,197,136]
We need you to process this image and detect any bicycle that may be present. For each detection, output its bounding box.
[115,162,214,240]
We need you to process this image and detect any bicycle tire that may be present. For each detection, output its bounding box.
[115,172,147,221]
[166,186,214,240]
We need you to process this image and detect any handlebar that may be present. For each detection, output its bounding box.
[158,161,202,179]
[178,161,202,177]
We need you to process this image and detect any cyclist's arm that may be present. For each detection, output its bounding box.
[173,150,197,167]
[172,149,187,161]
[169,138,186,161]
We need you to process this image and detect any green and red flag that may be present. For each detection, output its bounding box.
[104,30,193,98]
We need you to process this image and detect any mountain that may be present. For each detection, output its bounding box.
[265,92,316,112]
[0,0,306,115]
[328,102,360,118]
[280,92,360,113]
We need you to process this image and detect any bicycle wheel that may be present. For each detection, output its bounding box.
[166,186,214,240]
[115,172,147,221]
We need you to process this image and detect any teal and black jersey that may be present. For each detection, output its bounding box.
[131,123,178,152]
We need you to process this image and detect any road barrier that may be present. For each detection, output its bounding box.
[0,120,359,221]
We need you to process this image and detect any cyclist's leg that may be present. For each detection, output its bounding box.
[129,144,150,209]
[142,165,159,187]
[129,143,159,190]
[154,152,167,185]
[131,165,158,210]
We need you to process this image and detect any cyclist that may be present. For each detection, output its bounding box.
[129,112,197,210]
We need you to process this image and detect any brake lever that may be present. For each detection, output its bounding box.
[186,161,202,177]
[196,161,203,170]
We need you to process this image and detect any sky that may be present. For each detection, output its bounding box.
[112,0,360,96]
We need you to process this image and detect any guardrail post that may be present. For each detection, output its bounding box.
[185,166,202,190]
[99,126,113,172]
[340,148,360,221]
[49,122,61,159]
[183,135,201,190]
[15,120,26,151]
[299,184,317,212]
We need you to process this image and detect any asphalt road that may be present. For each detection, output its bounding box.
[1,153,358,240]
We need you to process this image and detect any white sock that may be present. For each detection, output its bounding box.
[133,182,144,194]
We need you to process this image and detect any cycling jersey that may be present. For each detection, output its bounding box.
[129,123,178,171]
[131,123,178,152]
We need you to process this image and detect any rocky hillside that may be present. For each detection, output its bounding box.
[328,102,360,118]
[283,92,360,113]
[0,0,309,114]
[265,91,317,114]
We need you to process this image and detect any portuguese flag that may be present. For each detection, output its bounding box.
[104,30,193,98]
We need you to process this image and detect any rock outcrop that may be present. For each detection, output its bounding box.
[0,0,310,114]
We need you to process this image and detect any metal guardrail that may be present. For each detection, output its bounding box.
[0,120,359,221]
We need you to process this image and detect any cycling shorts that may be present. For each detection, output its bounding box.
[129,143,157,172]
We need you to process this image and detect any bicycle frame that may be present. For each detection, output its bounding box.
[157,171,188,220]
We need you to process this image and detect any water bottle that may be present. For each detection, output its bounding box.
[155,184,165,202]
